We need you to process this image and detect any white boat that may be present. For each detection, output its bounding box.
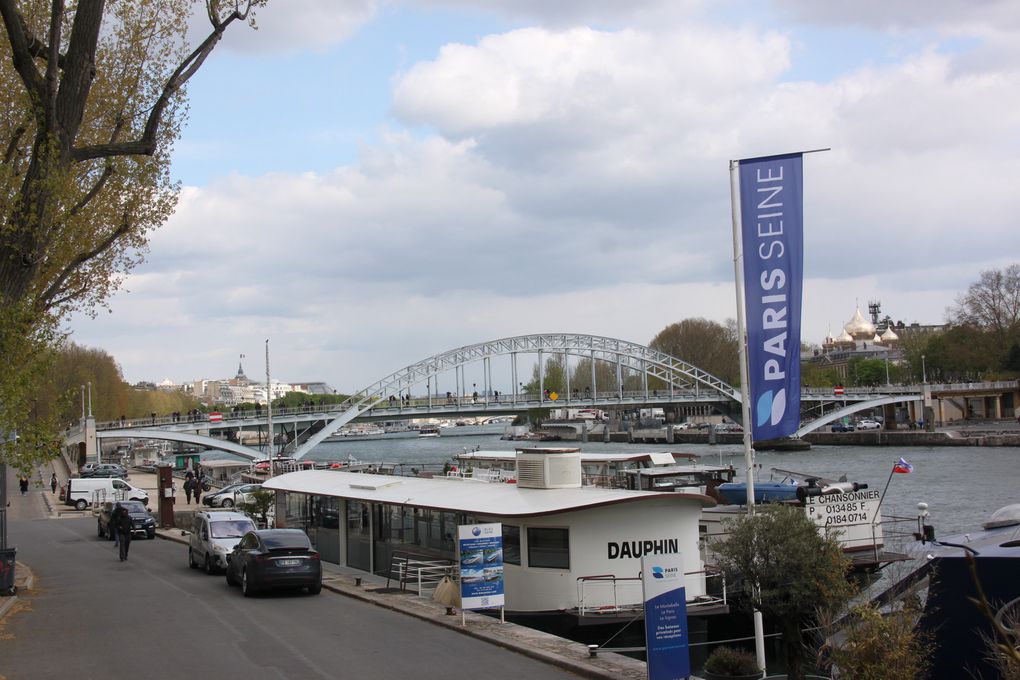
[262,449,724,625]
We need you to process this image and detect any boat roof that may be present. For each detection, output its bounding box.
[262,469,715,517]
[619,463,735,477]
[199,459,251,469]
[456,449,700,464]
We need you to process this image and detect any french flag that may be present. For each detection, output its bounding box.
[893,458,913,474]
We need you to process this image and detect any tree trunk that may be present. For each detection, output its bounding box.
[781,617,806,680]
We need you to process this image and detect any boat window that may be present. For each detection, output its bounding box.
[527,527,569,570]
[502,525,521,565]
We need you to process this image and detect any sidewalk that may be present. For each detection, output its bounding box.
[154,527,649,680]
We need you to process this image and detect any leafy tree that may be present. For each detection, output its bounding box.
[0,1,266,470]
[948,264,1020,340]
[713,504,853,680]
[524,352,567,395]
[239,488,275,528]
[848,358,888,387]
[820,601,931,680]
[649,318,740,386]
[568,356,619,394]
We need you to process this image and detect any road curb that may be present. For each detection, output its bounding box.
[0,561,34,622]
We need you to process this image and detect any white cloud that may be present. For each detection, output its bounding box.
[69,12,1020,391]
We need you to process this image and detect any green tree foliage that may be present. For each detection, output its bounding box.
[0,1,266,469]
[649,318,739,386]
[524,352,568,395]
[568,357,619,394]
[239,488,275,528]
[820,602,931,680]
[270,391,350,409]
[713,504,853,680]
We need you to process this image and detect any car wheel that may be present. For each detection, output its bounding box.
[205,555,215,575]
[308,580,322,595]
[242,569,255,597]
[221,498,233,508]
[75,499,88,511]
[189,549,198,569]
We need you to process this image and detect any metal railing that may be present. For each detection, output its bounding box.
[576,568,726,616]
[386,550,457,597]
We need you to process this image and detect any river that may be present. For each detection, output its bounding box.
[288,424,1018,538]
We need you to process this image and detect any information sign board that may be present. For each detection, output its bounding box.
[458,523,505,610]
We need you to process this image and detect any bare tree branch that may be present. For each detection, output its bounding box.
[71,6,252,162]
[38,209,133,311]
[0,0,48,111]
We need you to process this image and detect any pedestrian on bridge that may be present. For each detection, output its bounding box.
[19,475,29,495]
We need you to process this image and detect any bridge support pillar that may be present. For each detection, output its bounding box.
[666,425,674,444]
[581,427,588,443]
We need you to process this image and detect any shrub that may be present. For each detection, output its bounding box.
[705,646,759,675]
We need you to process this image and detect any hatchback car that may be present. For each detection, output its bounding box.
[225,529,322,596]
[856,419,882,430]
[97,500,156,540]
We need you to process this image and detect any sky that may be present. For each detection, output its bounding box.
[66,0,1020,394]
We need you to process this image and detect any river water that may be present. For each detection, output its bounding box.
[292,424,1018,538]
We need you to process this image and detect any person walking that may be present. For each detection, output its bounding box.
[50,473,58,494]
[114,506,133,561]
[193,478,203,505]
[183,477,193,504]
[19,475,29,495]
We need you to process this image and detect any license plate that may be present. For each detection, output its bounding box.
[277,559,301,567]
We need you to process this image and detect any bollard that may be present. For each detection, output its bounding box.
[354,576,362,586]
[587,645,598,658]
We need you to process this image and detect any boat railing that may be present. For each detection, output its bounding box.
[576,568,726,616]
[386,550,458,597]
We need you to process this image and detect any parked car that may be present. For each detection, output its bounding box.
[97,500,156,540]
[81,463,128,479]
[202,483,246,508]
[225,529,322,596]
[189,510,256,573]
[218,483,263,508]
[831,422,856,432]
[856,419,881,430]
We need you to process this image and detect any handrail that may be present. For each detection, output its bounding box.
[575,568,726,616]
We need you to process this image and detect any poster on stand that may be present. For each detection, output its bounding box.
[458,523,505,610]
[642,553,690,680]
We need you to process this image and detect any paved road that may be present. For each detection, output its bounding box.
[1,479,582,680]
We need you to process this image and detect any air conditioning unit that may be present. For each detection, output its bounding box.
[515,449,582,489]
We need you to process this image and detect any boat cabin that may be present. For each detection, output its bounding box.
[263,450,720,619]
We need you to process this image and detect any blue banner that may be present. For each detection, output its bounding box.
[642,554,691,680]
[739,153,803,441]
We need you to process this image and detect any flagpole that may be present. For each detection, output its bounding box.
[729,158,766,677]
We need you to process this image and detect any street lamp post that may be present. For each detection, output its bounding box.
[922,354,927,383]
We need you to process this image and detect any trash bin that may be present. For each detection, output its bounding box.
[0,548,16,596]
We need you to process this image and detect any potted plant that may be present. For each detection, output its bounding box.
[702,646,761,680]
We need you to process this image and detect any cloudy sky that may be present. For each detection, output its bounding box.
[67,0,1020,393]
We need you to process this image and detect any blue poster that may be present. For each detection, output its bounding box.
[458,523,505,610]
[642,553,691,680]
[739,153,804,441]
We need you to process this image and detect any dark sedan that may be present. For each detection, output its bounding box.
[225,529,322,596]
[97,500,156,540]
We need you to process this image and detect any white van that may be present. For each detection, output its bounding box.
[188,511,256,574]
[66,477,148,511]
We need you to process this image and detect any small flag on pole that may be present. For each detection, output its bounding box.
[893,457,913,474]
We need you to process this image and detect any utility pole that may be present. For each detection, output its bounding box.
[266,339,273,478]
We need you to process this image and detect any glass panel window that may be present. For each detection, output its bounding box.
[527,527,569,569]
[502,525,521,565]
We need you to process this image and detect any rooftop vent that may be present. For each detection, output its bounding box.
[515,449,582,489]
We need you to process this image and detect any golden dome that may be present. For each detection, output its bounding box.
[881,326,899,342]
[844,307,876,339]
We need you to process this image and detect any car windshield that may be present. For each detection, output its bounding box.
[210,520,256,539]
[262,532,311,550]
[120,501,147,513]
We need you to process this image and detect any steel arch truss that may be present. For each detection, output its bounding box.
[795,395,923,437]
[294,333,740,458]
